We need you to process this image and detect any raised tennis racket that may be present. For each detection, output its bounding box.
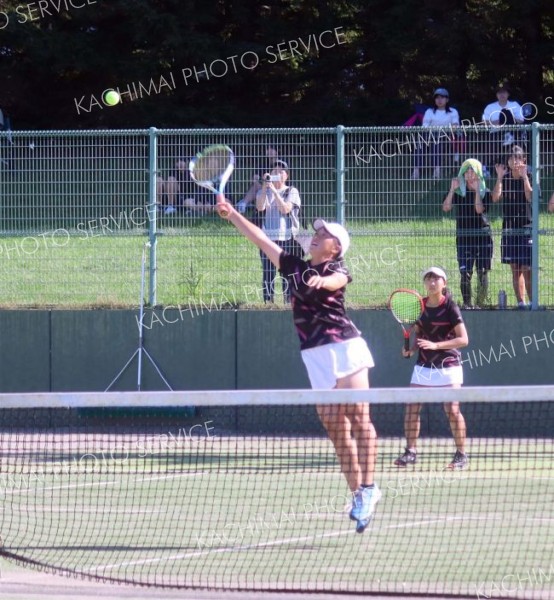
[189,144,235,217]
[388,289,425,357]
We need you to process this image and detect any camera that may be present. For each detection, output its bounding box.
[262,174,281,183]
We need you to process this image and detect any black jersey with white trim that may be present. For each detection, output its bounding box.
[415,295,464,368]
[279,253,361,351]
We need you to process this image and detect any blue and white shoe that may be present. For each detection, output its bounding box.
[350,484,382,533]
[349,491,360,521]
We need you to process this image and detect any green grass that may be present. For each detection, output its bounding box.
[1,433,553,595]
[1,216,554,308]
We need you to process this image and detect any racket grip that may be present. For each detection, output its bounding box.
[404,334,410,357]
[215,194,230,218]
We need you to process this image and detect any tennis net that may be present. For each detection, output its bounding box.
[1,387,553,597]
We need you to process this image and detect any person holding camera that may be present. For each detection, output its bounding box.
[255,161,301,303]
[236,146,280,216]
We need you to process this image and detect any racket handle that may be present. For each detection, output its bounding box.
[404,334,410,357]
[217,204,230,217]
[216,193,230,218]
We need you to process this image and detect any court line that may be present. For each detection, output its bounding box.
[6,507,166,514]
[133,472,208,483]
[85,514,477,574]
[1,471,208,496]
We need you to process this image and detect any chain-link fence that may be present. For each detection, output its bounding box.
[0,125,552,309]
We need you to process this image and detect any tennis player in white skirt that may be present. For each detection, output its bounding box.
[394,267,470,470]
[216,195,380,534]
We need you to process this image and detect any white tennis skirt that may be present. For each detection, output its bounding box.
[410,364,463,386]
[301,337,375,390]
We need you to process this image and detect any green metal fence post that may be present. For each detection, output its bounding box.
[148,127,158,306]
[336,125,345,224]
[531,122,540,310]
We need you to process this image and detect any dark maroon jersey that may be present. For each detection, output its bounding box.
[500,174,532,231]
[279,253,361,350]
[415,295,464,368]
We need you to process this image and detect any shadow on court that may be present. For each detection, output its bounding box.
[0,561,479,600]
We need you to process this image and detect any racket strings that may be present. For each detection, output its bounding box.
[193,148,232,184]
[390,293,422,324]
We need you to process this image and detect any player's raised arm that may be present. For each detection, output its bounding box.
[216,195,283,268]
[304,271,348,291]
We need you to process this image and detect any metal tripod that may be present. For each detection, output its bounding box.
[105,241,172,392]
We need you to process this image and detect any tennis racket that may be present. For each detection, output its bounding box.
[189,144,235,217]
[388,289,425,357]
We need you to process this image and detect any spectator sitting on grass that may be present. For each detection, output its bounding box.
[157,158,212,216]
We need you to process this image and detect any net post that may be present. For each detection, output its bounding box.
[148,127,158,306]
[530,121,540,310]
[336,124,345,224]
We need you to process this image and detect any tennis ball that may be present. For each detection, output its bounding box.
[103,90,121,107]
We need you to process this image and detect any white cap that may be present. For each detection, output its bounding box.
[313,219,350,257]
[422,266,447,282]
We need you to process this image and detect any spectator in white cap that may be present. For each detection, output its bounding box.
[482,83,524,172]
[214,198,381,534]
[394,266,470,471]
[412,87,461,180]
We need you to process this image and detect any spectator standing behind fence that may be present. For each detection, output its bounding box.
[492,145,532,309]
[256,162,301,303]
[236,146,281,215]
[442,159,493,309]
[482,84,524,173]
[411,88,460,181]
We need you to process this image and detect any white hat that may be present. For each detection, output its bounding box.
[422,266,447,282]
[313,219,350,257]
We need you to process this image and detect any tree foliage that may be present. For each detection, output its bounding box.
[0,0,553,129]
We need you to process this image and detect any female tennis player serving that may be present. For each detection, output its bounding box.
[394,267,470,470]
[216,195,380,533]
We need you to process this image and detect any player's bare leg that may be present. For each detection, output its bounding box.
[404,396,423,450]
[337,368,377,487]
[394,386,422,467]
[316,404,359,491]
[444,400,466,453]
[444,388,469,469]
[337,368,381,533]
